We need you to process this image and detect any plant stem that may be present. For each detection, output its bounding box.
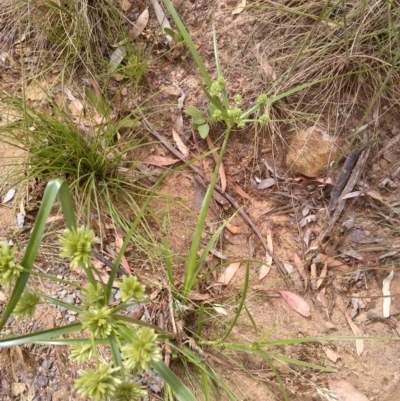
[183,127,232,299]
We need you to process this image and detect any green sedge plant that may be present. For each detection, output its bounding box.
[0,179,197,401]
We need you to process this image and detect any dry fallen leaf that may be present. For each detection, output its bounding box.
[65,87,84,116]
[232,0,246,15]
[109,46,127,72]
[328,379,368,401]
[293,252,308,288]
[336,295,364,355]
[218,262,241,285]
[2,188,15,204]
[234,183,251,199]
[226,222,240,235]
[130,8,149,39]
[254,43,277,81]
[314,253,352,272]
[188,292,211,301]
[142,155,179,166]
[382,270,394,318]
[316,260,328,290]
[278,290,311,317]
[322,346,340,363]
[12,382,26,396]
[259,229,273,280]
[115,234,131,275]
[172,128,189,157]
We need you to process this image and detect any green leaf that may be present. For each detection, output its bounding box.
[164,27,176,39]
[197,123,210,139]
[0,323,82,348]
[151,360,198,401]
[184,107,204,119]
[193,117,206,126]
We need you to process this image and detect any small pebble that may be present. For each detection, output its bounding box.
[68,315,77,323]
[59,290,67,298]
[63,296,75,305]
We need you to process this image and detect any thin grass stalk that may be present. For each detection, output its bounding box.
[183,127,231,299]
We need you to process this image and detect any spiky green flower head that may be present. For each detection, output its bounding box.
[234,94,243,105]
[82,282,105,308]
[210,76,227,96]
[74,363,121,401]
[0,242,23,286]
[227,107,244,127]
[60,226,99,269]
[13,290,40,319]
[257,94,268,106]
[212,109,223,121]
[114,381,147,401]
[259,114,270,126]
[69,342,96,364]
[122,327,162,372]
[81,306,118,338]
[116,276,146,303]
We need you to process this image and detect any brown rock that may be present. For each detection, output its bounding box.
[286,126,338,177]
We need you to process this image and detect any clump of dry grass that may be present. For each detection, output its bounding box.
[0,0,132,75]
[244,0,400,127]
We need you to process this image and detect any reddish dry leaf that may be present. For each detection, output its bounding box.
[234,184,251,199]
[172,128,189,157]
[130,8,149,38]
[322,346,340,363]
[142,155,179,166]
[259,229,273,280]
[328,380,368,401]
[218,262,241,285]
[278,290,311,317]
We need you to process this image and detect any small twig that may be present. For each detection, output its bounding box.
[319,148,370,243]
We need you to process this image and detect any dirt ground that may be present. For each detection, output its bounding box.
[1,0,400,400]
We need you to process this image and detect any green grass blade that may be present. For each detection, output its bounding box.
[109,333,125,378]
[34,338,108,345]
[0,179,77,331]
[183,128,231,299]
[162,0,212,87]
[114,314,171,336]
[0,323,82,348]
[221,261,250,341]
[39,293,84,313]
[270,353,336,372]
[151,360,198,401]
[212,23,229,108]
